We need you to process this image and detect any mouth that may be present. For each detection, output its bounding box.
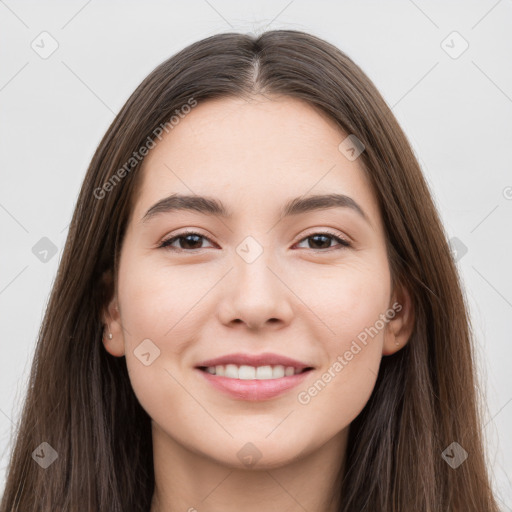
[194,353,315,401]
[196,364,314,380]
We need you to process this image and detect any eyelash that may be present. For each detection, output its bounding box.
[158,229,351,253]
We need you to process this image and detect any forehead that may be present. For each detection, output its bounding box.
[132,95,381,228]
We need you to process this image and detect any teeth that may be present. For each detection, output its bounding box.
[203,364,304,379]
[225,364,239,379]
[272,365,285,379]
[239,365,256,380]
[255,366,272,379]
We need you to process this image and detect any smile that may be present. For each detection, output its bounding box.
[198,364,311,380]
[194,352,315,400]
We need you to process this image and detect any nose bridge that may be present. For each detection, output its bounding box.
[218,235,293,329]
[233,238,279,301]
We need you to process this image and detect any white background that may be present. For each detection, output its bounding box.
[0,0,511,508]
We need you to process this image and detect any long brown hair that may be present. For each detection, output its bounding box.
[1,29,499,511]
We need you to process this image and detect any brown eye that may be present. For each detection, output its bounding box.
[158,230,351,253]
[159,232,214,251]
[295,232,351,251]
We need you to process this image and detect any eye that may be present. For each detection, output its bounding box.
[294,230,351,251]
[158,231,215,252]
[159,229,351,253]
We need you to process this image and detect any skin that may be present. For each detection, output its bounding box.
[102,94,414,512]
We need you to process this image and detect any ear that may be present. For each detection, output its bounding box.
[100,269,125,358]
[382,281,415,356]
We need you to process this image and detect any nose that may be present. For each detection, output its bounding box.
[216,254,294,331]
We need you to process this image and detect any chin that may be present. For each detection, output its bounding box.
[204,435,312,470]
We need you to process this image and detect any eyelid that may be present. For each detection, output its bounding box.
[158,228,215,250]
[296,227,351,245]
[158,227,352,252]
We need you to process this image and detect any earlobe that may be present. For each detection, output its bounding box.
[382,284,415,356]
[100,271,125,357]
[101,301,126,357]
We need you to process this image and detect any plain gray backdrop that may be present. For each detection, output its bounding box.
[1,0,511,507]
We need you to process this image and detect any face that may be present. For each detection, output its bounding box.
[103,95,412,469]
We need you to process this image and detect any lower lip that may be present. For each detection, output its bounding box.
[196,368,312,401]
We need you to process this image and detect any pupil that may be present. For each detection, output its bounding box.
[310,235,330,249]
[182,234,202,249]
[177,234,333,250]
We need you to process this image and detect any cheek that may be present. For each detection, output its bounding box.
[300,346,381,438]
[117,248,212,344]
[293,258,389,425]
[117,271,198,440]
[294,256,391,344]
[297,302,385,437]
[115,250,200,410]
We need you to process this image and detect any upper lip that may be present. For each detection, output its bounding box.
[196,352,314,370]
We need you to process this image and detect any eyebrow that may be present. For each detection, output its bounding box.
[141,193,370,225]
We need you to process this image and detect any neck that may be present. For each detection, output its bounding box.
[149,422,348,512]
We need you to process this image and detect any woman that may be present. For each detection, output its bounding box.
[0,29,500,511]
